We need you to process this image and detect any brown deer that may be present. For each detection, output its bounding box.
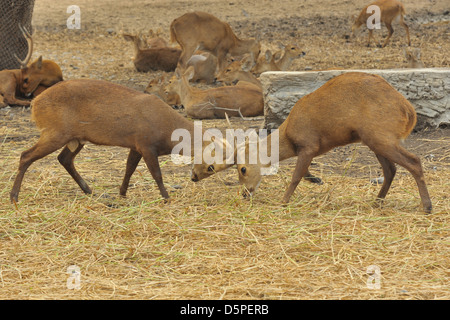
[195,72,432,213]
[144,74,181,106]
[0,25,63,107]
[165,66,263,119]
[9,79,222,203]
[215,55,262,89]
[352,0,411,48]
[123,33,181,72]
[20,56,64,98]
[252,44,305,74]
[404,47,424,68]
[170,11,260,71]
[145,28,168,48]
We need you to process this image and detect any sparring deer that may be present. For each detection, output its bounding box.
[170,11,260,71]
[9,79,224,203]
[165,66,263,119]
[352,0,411,47]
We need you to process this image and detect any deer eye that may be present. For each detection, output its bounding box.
[241,167,246,175]
[23,78,29,84]
[207,165,214,172]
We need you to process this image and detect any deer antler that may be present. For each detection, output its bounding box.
[14,24,33,68]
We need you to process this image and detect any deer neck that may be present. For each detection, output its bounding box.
[12,69,24,93]
[277,52,294,71]
[263,122,296,166]
[179,75,201,107]
[239,123,296,168]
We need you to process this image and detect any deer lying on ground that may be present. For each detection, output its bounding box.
[170,11,260,71]
[252,44,306,74]
[144,74,181,106]
[9,79,224,203]
[165,66,263,119]
[145,28,168,48]
[215,55,262,89]
[404,47,424,68]
[194,72,432,213]
[123,33,181,72]
[0,25,63,107]
[21,56,64,98]
[352,0,411,47]
[186,52,218,84]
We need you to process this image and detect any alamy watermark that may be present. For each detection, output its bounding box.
[67,5,81,29]
[366,265,381,289]
[366,5,381,30]
[170,121,279,174]
[67,265,81,290]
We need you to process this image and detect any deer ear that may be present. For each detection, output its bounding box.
[264,50,272,62]
[183,66,195,81]
[175,67,182,79]
[241,57,254,72]
[36,56,43,69]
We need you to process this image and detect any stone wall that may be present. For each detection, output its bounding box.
[260,68,450,130]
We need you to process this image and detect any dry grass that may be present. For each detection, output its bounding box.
[1,0,448,300]
[0,110,448,300]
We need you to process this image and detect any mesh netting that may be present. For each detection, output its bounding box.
[0,0,35,71]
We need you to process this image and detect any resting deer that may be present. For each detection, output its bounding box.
[144,74,181,106]
[165,66,263,119]
[404,47,424,68]
[0,25,63,107]
[170,11,260,71]
[145,28,168,48]
[123,33,181,72]
[195,72,432,213]
[9,79,223,203]
[252,44,306,74]
[352,0,411,47]
[215,55,262,89]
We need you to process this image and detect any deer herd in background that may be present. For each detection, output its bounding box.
[5,0,434,213]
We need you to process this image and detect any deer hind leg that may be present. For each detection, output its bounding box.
[10,134,68,203]
[141,148,169,199]
[369,140,432,213]
[57,143,92,195]
[282,150,315,203]
[375,154,397,199]
[382,23,394,47]
[119,149,142,197]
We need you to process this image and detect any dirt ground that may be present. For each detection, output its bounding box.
[0,0,449,300]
